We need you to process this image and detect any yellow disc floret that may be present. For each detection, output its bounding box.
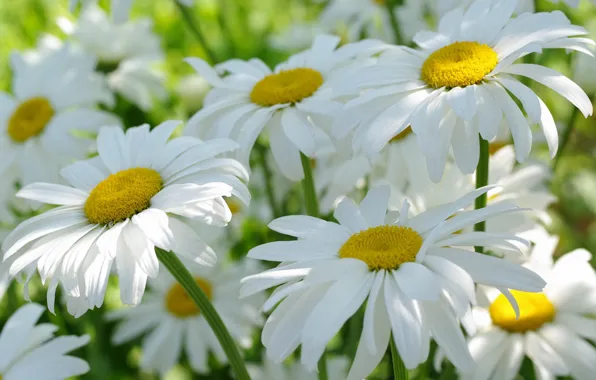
[390,126,413,143]
[165,277,213,318]
[7,97,55,142]
[421,41,498,89]
[489,290,556,333]
[250,68,324,107]
[84,168,163,225]
[339,225,423,270]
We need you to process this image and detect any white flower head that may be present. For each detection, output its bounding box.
[69,0,133,24]
[454,232,596,380]
[319,0,394,43]
[0,303,90,380]
[0,44,117,192]
[241,185,545,379]
[1,121,250,316]
[108,257,264,376]
[184,34,386,181]
[332,0,594,182]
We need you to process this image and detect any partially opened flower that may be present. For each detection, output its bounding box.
[1,121,250,316]
[108,257,264,376]
[333,0,593,181]
[451,232,596,380]
[240,185,545,379]
[0,303,90,380]
[184,34,384,181]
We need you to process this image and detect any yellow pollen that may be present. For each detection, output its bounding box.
[84,168,162,225]
[339,225,423,270]
[225,198,242,215]
[165,277,213,318]
[489,141,508,155]
[250,68,324,107]
[421,42,498,89]
[390,127,413,143]
[489,291,556,333]
[7,97,55,143]
[373,0,385,4]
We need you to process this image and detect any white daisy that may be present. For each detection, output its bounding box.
[332,0,594,181]
[184,34,385,181]
[69,0,133,24]
[318,0,394,43]
[0,44,116,193]
[248,355,349,380]
[269,23,329,52]
[0,303,90,380]
[107,258,264,376]
[60,5,167,111]
[454,233,596,380]
[240,185,545,379]
[1,121,250,316]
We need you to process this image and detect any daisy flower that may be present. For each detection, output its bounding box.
[69,0,133,24]
[269,23,329,52]
[453,232,596,380]
[1,121,250,316]
[240,185,545,379]
[60,5,167,111]
[108,258,264,376]
[184,34,385,181]
[333,0,594,181]
[248,355,349,380]
[0,44,116,192]
[0,303,90,380]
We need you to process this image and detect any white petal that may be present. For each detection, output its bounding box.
[16,183,87,206]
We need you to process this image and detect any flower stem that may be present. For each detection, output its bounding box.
[174,1,218,64]
[300,153,320,218]
[257,144,280,218]
[390,336,409,380]
[155,248,251,380]
[299,152,326,379]
[554,106,581,171]
[385,0,403,45]
[474,137,490,253]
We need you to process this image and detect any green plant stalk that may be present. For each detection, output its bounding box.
[175,1,218,64]
[257,144,281,218]
[155,248,251,380]
[299,153,326,379]
[300,153,320,218]
[390,336,409,380]
[385,0,404,45]
[554,106,581,171]
[474,137,490,253]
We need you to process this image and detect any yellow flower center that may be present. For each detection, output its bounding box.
[390,126,413,143]
[373,0,385,4]
[225,198,242,215]
[421,42,498,89]
[339,225,423,270]
[489,291,556,333]
[7,97,55,143]
[250,68,324,107]
[165,277,213,318]
[84,168,162,225]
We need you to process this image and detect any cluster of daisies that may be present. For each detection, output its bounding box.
[1,0,596,379]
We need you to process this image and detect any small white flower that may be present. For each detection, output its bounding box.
[332,0,594,181]
[0,303,90,380]
[108,258,264,376]
[453,232,596,380]
[241,185,545,379]
[248,355,350,380]
[319,0,394,43]
[184,34,385,181]
[1,121,250,316]
[269,23,329,52]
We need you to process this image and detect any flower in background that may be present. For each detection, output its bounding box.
[0,303,90,379]
[0,44,116,196]
[184,34,385,181]
[108,258,264,376]
[451,232,596,380]
[69,0,133,24]
[248,355,349,380]
[269,23,329,52]
[1,121,250,316]
[241,185,545,379]
[176,74,211,113]
[59,5,167,111]
[332,0,593,181]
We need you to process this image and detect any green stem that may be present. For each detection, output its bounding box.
[174,1,218,64]
[257,144,280,218]
[300,153,320,218]
[155,248,251,380]
[554,106,581,171]
[385,0,403,45]
[6,281,19,313]
[390,336,409,380]
[474,137,490,253]
[299,153,326,379]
